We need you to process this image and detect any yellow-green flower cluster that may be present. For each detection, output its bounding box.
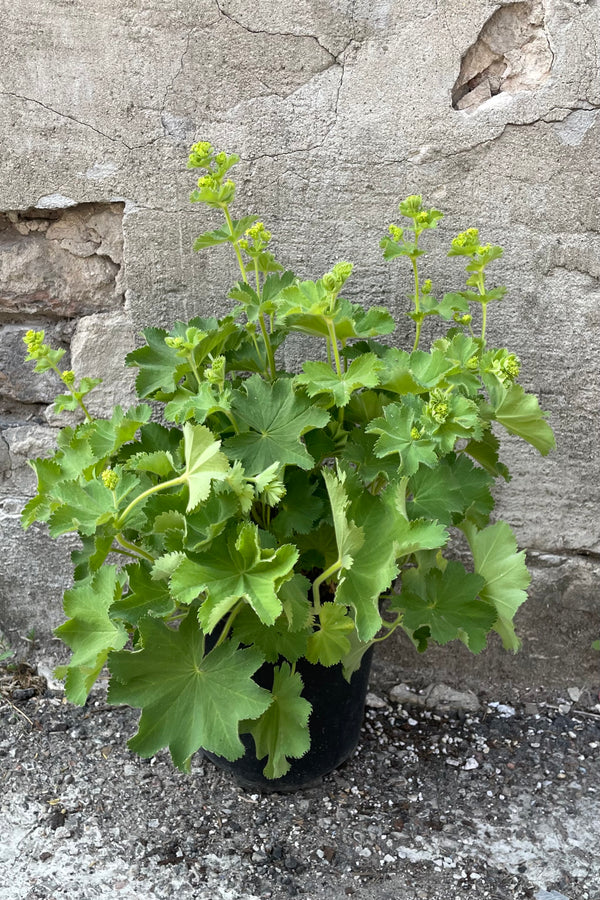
[23,329,47,358]
[205,355,226,386]
[188,141,214,168]
[101,468,119,491]
[239,221,272,251]
[451,228,480,252]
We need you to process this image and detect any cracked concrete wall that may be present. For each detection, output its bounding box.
[0,0,598,687]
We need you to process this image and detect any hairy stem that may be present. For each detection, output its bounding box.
[259,313,276,380]
[410,255,422,352]
[325,319,342,376]
[312,560,342,612]
[214,602,243,647]
[115,533,155,563]
[115,474,186,529]
[223,206,248,284]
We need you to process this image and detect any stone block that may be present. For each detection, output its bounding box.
[66,311,137,418]
[0,500,75,640]
[0,204,124,317]
[1,424,58,497]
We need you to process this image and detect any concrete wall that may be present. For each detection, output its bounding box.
[1,0,598,686]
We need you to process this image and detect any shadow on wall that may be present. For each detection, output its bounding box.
[452,0,553,111]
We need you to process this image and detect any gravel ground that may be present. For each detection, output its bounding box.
[1,654,599,900]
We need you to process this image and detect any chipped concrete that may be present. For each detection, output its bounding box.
[0,0,598,685]
[452,1,553,111]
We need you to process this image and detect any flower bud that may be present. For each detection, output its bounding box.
[61,369,76,386]
[410,426,421,441]
[101,468,119,491]
[322,272,337,292]
[501,354,520,379]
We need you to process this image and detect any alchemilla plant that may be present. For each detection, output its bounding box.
[23,143,555,779]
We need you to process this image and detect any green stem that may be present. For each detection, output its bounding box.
[215,602,243,647]
[115,474,186,529]
[187,351,202,388]
[115,533,155,563]
[412,319,423,353]
[254,259,261,296]
[371,613,403,643]
[325,319,342,376]
[223,206,248,284]
[410,254,422,352]
[312,560,342,612]
[222,409,240,434]
[259,313,276,380]
[481,303,488,344]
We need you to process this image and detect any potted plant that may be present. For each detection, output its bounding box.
[22,142,555,789]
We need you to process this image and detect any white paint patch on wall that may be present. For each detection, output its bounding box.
[554,108,599,147]
[84,160,120,180]
[35,193,78,209]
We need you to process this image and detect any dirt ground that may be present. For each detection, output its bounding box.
[1,649,599,900]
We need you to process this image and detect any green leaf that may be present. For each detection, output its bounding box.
[126,328,188,397]
[396,561,493,650]
[54,567,127,704]
[181,422,230,511]
[366,402,437,476]
[21,458,64,527]
[407,454,494,528]
[170,523,298,629]
[108,613,271,768]
[232,605,310,664]
[435,292,470,320]
[322,467,364,571]
[342,431,400,486]
[492,383,556,456]
[306,603,355,666]
[193,215,259,250]
[271,468,325,538]
[48,478,117,537]
[242,663,311,779]
[334,490,398,640]
[164,383,232,425]
[341,628,373,682]
[125,450,176,478]
[279,574,313,631]
[184,490,238,551]
[111,563,176,626]
[463,521,531,651]
[225,376,329,475]
[463,430,511,481]
[71,527,116,580]
[296,354,382,407]
[409,349,457,389]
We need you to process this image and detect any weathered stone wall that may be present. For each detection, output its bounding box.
[1,0,598,686]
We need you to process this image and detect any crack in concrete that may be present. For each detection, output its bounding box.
[159,27,197,137]
[0,91,133,150]
[213,0,338,60]
[429,99,600,162]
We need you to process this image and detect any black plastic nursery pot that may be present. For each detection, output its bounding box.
[203,647,375,792]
